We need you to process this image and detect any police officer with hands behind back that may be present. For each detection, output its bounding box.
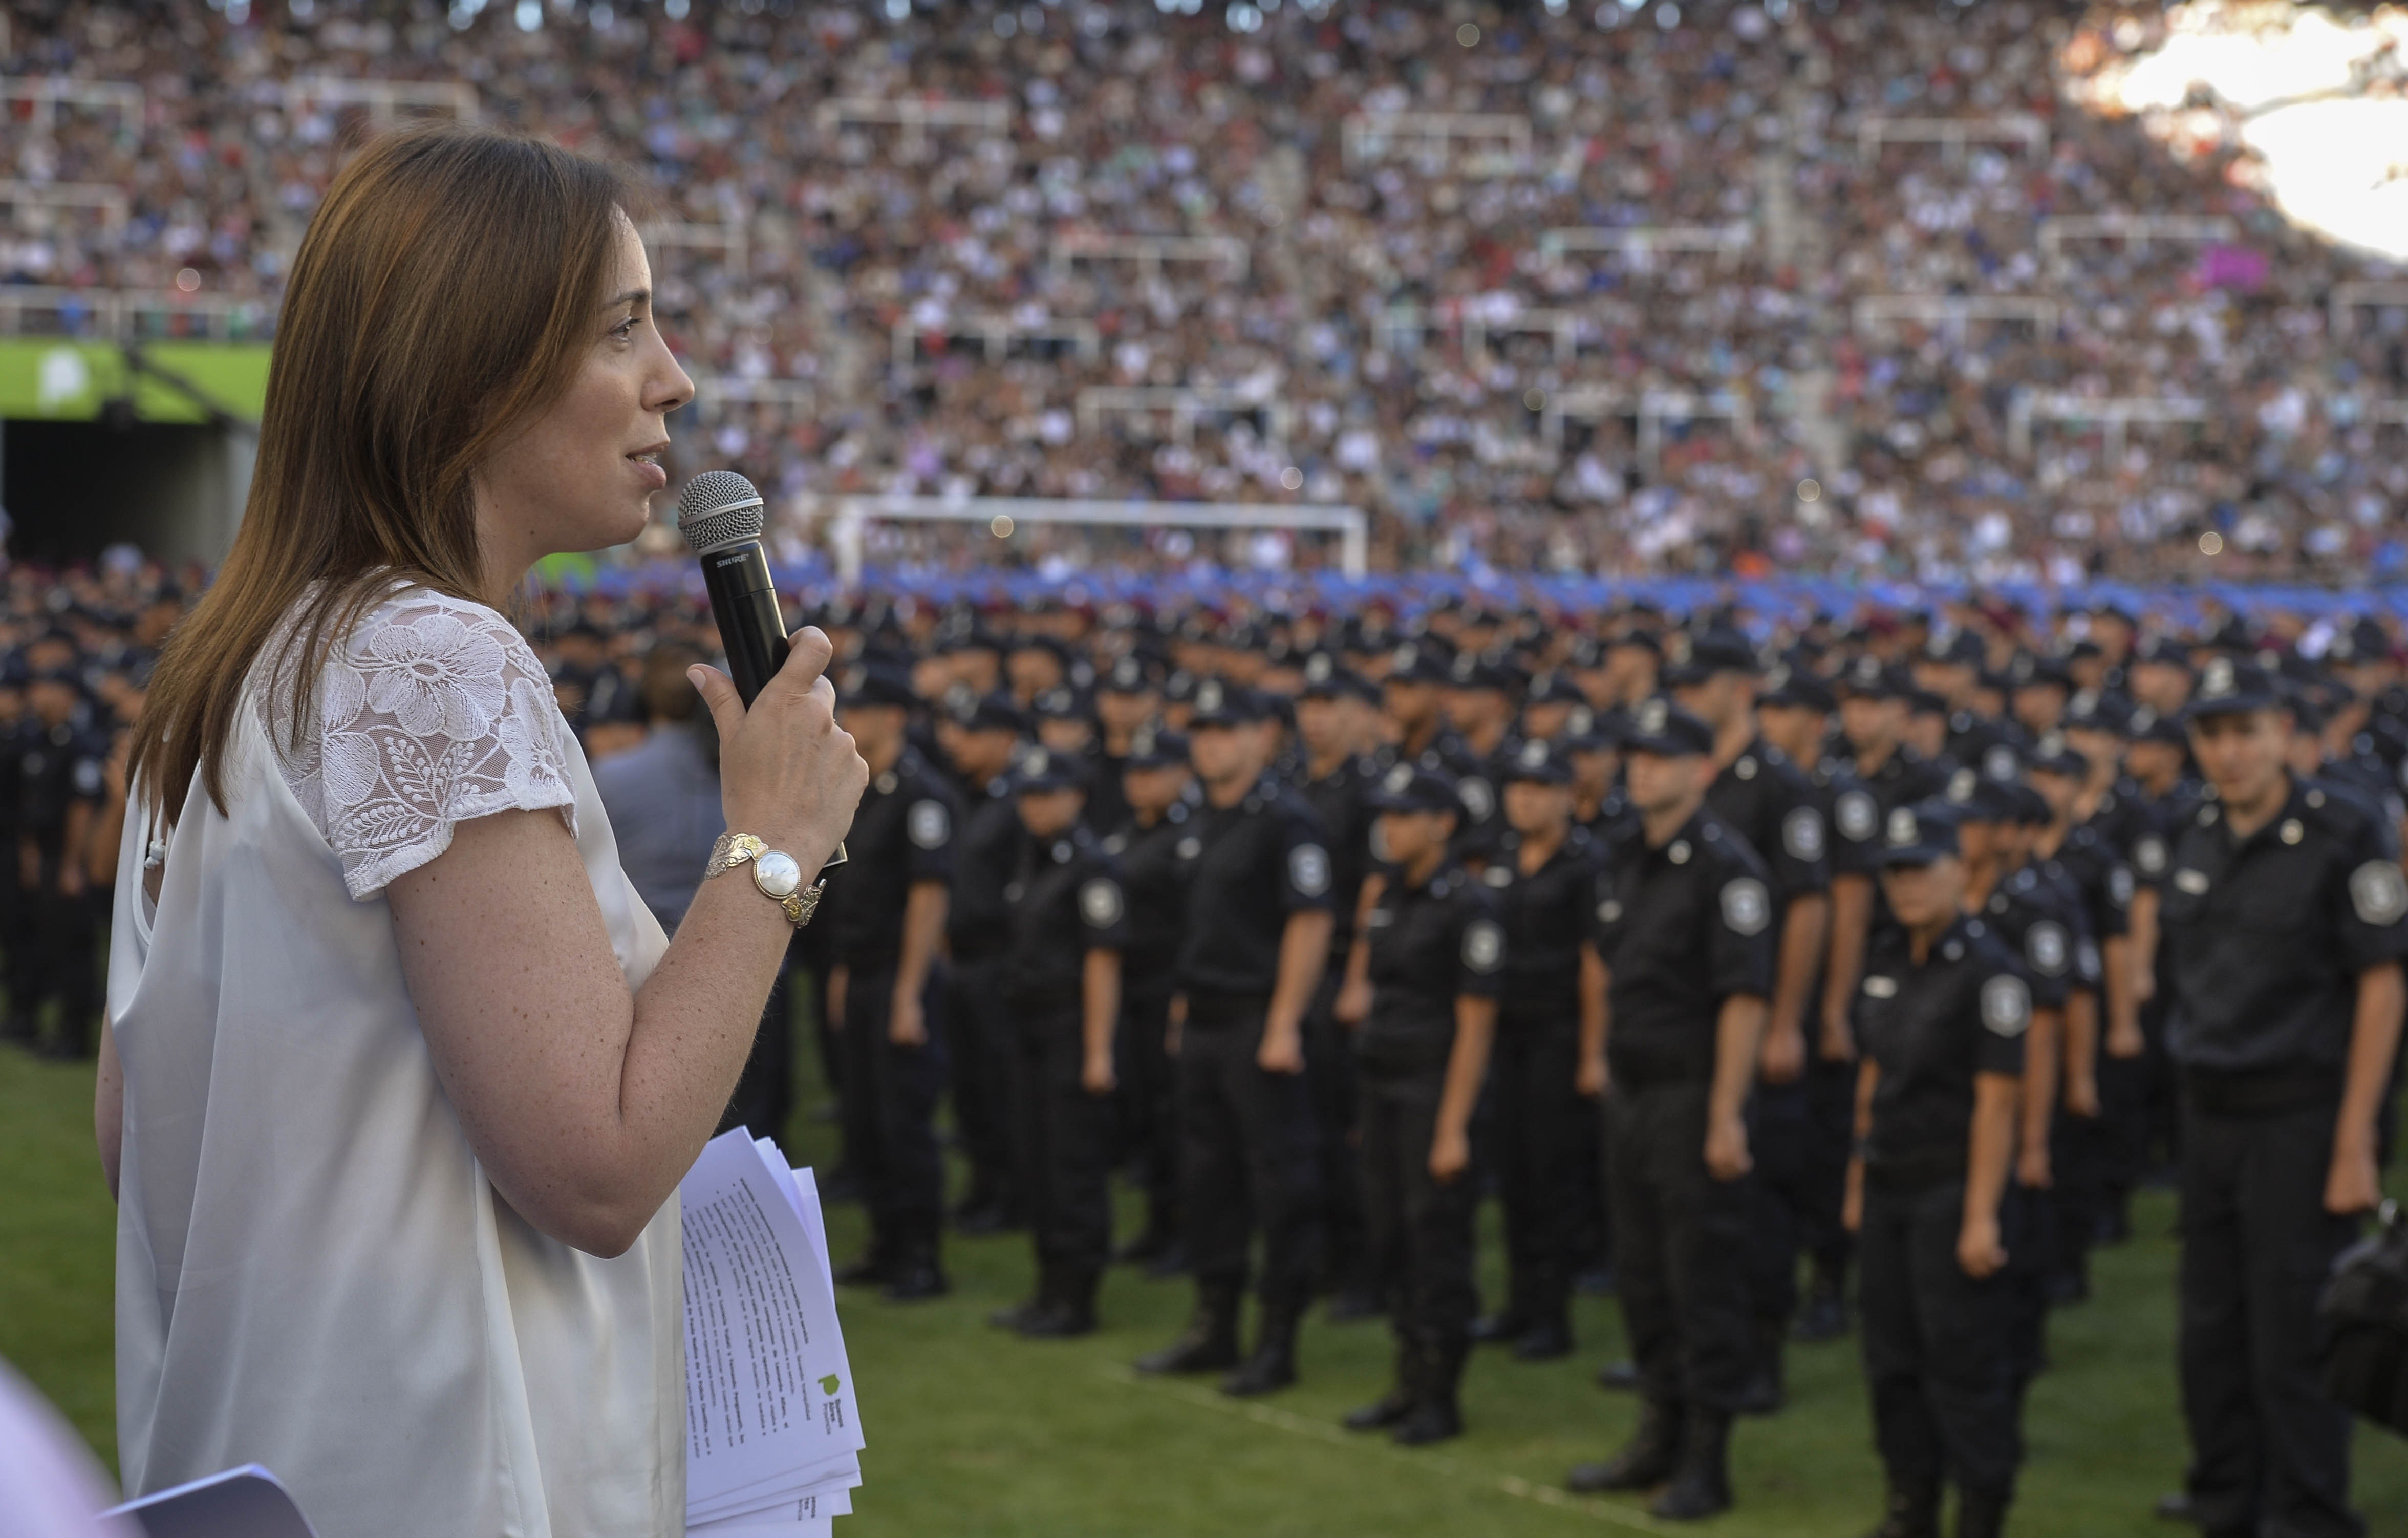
[1136,679,1335,1398]
[1846,798,2029,1538]
[2156,658,2408,1538]
[1339,762,1506,1446]
[988,745,1128,1340]
[1568,697,1776,1522]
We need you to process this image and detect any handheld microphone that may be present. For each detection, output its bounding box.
[675,470,846,870]
[676,470,788,707]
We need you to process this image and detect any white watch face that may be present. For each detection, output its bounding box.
[753,850,803,900]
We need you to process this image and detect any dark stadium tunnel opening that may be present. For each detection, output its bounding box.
[1,418,249,567]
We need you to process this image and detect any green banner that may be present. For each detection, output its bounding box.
[0,339,271,424]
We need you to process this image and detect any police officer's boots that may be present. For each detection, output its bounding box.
[1515,1274,1574,1361]
[1019,1266,1100,1339]
[1648,1407,1733,1521]
[1733,1316,1787,1415]
[1343,1341,1417,1432]
[1953,1487,2009,1538]
[1392,1339,1466,1446]
[987,1267,1056,1333]
[1135,1278,1242,1374]
[1566,1398,1682,1493]
[1219,1295,1303,1397]
[1861,1481,1941,1538]
[1469,1280,1530,1345]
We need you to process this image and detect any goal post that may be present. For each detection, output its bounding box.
[827,496,1368,585]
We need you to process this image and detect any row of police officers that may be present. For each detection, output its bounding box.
[806,613,2406,1538]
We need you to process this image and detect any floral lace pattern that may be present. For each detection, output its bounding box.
[259,586,577,900]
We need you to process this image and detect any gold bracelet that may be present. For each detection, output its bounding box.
[705,832,824,927]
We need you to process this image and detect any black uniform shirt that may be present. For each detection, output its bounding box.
[1592,807,1777,1086]
[827,748,959,970]
[1104,802,1200,994]
[1481,826,1599,1018]
[17,718,106,839]
[1861,745,1948,818]
[1584,786,1643,858]
[1002,827,1131,1009]
[1298,753,1378,958]
[1362,861,1504,1072]
[1814,758,1884,879]
[1978,863,2096,1011]
[1174,772,1334,1000]
[1375,729,1499,863]
[1084,745,1133,837]
[1857,915,2030,1167]
[1706,739,1831,904]
[2047,820,2133,942]
[948,775,1025,964]
[2161,777,2408,1075]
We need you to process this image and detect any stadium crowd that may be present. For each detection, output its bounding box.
[9,0,2408,582]
[11,547,2408,1532]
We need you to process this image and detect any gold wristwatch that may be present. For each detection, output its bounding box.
[706,832,825,927]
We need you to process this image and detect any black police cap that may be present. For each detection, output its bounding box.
[1387,639,1455,685]
[1879,798,1964,867]
[1363,761,1462,815]
[836,661,918,710]
[1758,663,1838,714]
[1189,677,1271,728]
[1010,744,1089,794]
[1501,736,1573,785]
[2184,656,2285,720]
[1621,696,1716,757]
[1662,625,1759,687]
[1125,725,1192,771]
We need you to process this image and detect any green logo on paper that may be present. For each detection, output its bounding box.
[820,1374,842,1396]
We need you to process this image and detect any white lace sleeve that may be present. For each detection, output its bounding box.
[265,587,578,900]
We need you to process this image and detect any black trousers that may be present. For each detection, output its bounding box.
[1115,986,1181,1236]
[1801,1051,1859,1290]
[1746,1075,1817,1328]
[1859,1172,2020,1501]
[2003,1181,2056,1390]
[2050,1106,2108,1292]
[1013,1000,1116,1279]
[1303,970,1371,1294]
[720,948,798,1140]
[2178,1093,2364,1538]
[1605,1081,1755,1413]
[944,954,1022,1215]
[1360,1063,1479,1353]
[838,964,950,1264]
[17,847,100,1055]
[1179,999,1324,1308]
[1491,1008,1588,1326]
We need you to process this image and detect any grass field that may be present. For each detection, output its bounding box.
[7,1030,2406,1537]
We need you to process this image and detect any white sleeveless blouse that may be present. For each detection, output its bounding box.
[106,587,683,1538]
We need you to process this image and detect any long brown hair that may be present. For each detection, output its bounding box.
[132,122,640,823]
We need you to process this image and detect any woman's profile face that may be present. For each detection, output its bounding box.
[477,215,694,572]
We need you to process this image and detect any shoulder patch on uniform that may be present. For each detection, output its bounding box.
[1483,864,1513,888]
[1080,878,1125,928]
[1836,789,1877,843]
[1176,835,1202,860]
[1782,805,1825,861]
[1981,975,2032,1037]
[908,799,951,849]
[1463,918,1504,974]
[2350,860,2408,926]
[2133,835,2167,878]
[1720,877,1771,937]
[2108,865,2135,909]
[2024,920,2069,977]
[1862,975,1899,998]
[2173,868,2209,895]
[1290,843,1331,898]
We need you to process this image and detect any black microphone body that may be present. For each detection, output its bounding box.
[677,470,789,708]
[701,539,789,707]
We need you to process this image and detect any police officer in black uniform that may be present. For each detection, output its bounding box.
[1568,698,1776,1521]
[1339,762,1505,1445]
[1136,680,1335,1398]
[826,661,960,1301]
[990,745,1130,1339]
[1847,799,2030,1538]
[1466,737,1605,1361]
[2156,658,2408,1538]
[941,692,1030,1233]
[13,667,107,1057]
[1104,725,1199,1270]
[1294,655,1384,1319]
[1671,627,1833,1408]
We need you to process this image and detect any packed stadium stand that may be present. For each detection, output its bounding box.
[6,0,2408,584]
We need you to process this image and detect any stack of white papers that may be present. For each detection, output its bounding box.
[678,1130,866,1536]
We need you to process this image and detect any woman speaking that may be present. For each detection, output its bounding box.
[99,124,865,1536]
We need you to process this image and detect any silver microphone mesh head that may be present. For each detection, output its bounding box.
[676,471,765,553]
